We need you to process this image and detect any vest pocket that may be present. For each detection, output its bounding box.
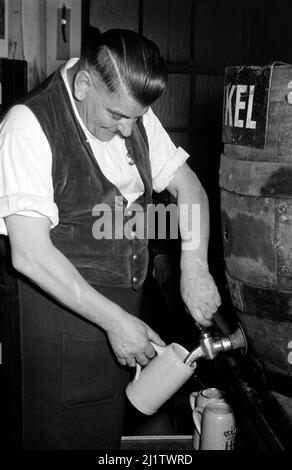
[61,333,118,407]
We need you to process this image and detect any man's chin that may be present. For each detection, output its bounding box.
[97,129,117,141]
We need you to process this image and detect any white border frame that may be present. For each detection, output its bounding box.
[0,0,8,58]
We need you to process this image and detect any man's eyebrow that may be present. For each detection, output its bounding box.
[107,108,131,119]
[107,107,149,119]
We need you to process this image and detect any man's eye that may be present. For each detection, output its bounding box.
[111,113,121,120]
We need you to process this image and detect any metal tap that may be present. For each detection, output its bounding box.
[184,322,247,367]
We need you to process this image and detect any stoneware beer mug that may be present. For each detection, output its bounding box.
[193,401,236,450]
[126,342,196,415]
[189,388,225,450]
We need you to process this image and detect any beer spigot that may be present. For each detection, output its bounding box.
[184,322,247,366]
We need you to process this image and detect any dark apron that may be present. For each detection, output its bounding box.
[4,275,142,450]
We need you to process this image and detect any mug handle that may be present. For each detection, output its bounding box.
[189,391,199,410]
[192,406,204,436]
[133,341,166,382]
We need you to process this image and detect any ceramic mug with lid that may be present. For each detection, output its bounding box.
[189,388,226,450]
[193,401,236,450]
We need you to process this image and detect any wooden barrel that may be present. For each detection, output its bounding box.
[220,64,292,395]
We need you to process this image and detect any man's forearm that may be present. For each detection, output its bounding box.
[178,181,210,270]
[167,163,221,325]
[5,214,124,333]
[13,239,124,333]
[168,164,211,269]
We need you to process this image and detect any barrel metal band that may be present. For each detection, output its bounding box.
[220,153,292,197]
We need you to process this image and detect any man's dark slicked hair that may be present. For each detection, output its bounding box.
[82,28,168,106]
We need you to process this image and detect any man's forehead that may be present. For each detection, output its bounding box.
[102,89,148,118]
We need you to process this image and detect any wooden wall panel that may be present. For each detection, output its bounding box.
[168,0,192,62]
[143,0,169,58]
[90,0,139,32]
[151,73,191,128]
[143,0,192,62]
[194,0,245,67]
[8,0,47,90]
[46,0,82,77]
[249,0,292,65]
[169,132,190,152]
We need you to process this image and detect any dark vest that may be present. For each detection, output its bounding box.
[21,68,152,289]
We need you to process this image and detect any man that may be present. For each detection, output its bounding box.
[0,29,220,449]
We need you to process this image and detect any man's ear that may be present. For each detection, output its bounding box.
[73,70,90,101]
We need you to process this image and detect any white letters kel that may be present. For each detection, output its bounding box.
[225,84,257,129]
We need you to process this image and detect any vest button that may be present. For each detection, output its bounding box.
[133,277,138,283]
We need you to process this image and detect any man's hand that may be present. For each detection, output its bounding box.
[180,260,221,327]
[106,312,166,368]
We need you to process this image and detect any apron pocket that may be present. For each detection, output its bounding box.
[61,333,117,407]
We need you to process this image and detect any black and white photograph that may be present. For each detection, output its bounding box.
[0,0,291,461]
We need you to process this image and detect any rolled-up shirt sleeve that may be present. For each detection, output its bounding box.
[143,107,189,193]
[0,105,58,236]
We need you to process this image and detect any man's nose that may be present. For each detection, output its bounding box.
[117,120,134,137]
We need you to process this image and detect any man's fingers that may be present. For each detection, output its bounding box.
[135,354,149,366]
[126,357,137,368]
[117,356,137,368]
[192,307,212,327]
[215,291,222,307]
[117,357,127,366]
[147,328,166,348]
[144,343,156,359]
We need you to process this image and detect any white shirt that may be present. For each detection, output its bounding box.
[0,59,189,236]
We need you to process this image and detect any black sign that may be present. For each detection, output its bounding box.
[222,65,271,149]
